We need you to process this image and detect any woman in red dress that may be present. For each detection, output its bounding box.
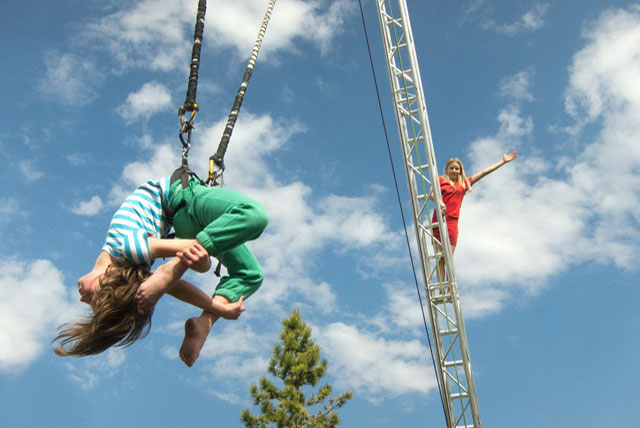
[431,151,517,283]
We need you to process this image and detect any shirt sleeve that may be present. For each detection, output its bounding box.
[103,229,153,266]
[122,229,153,265]
[466,176,473,190]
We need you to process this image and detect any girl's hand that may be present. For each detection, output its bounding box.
[136,270,171,314]
[177,241,212,273]
[503,151,518,163]
[221,296,246,320]
[440,201,447,214]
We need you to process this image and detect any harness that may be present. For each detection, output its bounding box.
[164,0,277,274]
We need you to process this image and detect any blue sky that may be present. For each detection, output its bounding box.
[1,1,639,427]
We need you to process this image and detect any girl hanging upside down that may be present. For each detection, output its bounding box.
[430,151,517,283]
[54,175,268,367]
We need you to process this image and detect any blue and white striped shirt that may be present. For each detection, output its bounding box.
[102,177,171,265]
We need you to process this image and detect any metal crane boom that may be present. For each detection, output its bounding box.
[375,1,482,427]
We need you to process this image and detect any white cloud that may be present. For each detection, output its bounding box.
[496,105,533,141]
[207,353,271,384]
[379,282,426,334]
[457,117,587,306]
[39,52,103,105]
[519,4,549,30]
[0,259,80,373]
[450,6,640,316]
[71,195,104,216]
[167,322,275,389]
[191,113,302,189]
[88,0,195,72]
[66,348,127,390]
[199,323,271,361]
[562,5,640,264]
[88,0,355,74]
[499,70,534,102]
[168,285,440,400]
[460,287,510,319]
[0,199,20,226]
[18,159,44,183]
[463,0,488,17]
[107,139,179,205]
[161,345,179,361]
[473,3,549,35]
[249,180,399,310]
[316,322,435,399]
[495,4,549,34]
[116,81,173,123]
[189,304,437,400]
[209,390,243,405]
[293,0,357,55]
[206,0,356,60]
[564,5,640,130]
[66,153,92,166]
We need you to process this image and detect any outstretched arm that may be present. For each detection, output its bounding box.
[469,151,518,184]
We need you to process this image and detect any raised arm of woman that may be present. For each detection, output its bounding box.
[469,151,517,184]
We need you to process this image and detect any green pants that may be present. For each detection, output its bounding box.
[168,178,268,302]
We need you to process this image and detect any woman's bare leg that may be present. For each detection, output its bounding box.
[435,242,445,284]
[434,243,456,294]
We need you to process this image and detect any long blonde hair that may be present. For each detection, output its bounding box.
[442,158,471,191]
[53,259,152,357]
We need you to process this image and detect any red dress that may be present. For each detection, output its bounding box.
[432,176,473,246]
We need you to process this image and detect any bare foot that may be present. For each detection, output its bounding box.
[179,316,212,367]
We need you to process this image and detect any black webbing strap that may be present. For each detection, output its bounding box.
[206,0,277,186]
[170,159,202,190]
[182,0,206,112]
[161,197,176,227]
[208,63,252,171]
[178,0,206,164]
[165,0,224,276]
[163,161,201,227]
[214,254,223,277]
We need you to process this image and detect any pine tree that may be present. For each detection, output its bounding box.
[240,309,353,428]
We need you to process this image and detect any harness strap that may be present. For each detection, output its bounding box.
[163,160,200,229]
[165,164,223,277]
[214,254,223,277]
[161,197,176,227]
[170,159,203,189]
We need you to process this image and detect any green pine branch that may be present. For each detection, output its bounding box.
[241,309,353,428]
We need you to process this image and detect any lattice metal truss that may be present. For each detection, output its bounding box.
[375,1,482,427]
